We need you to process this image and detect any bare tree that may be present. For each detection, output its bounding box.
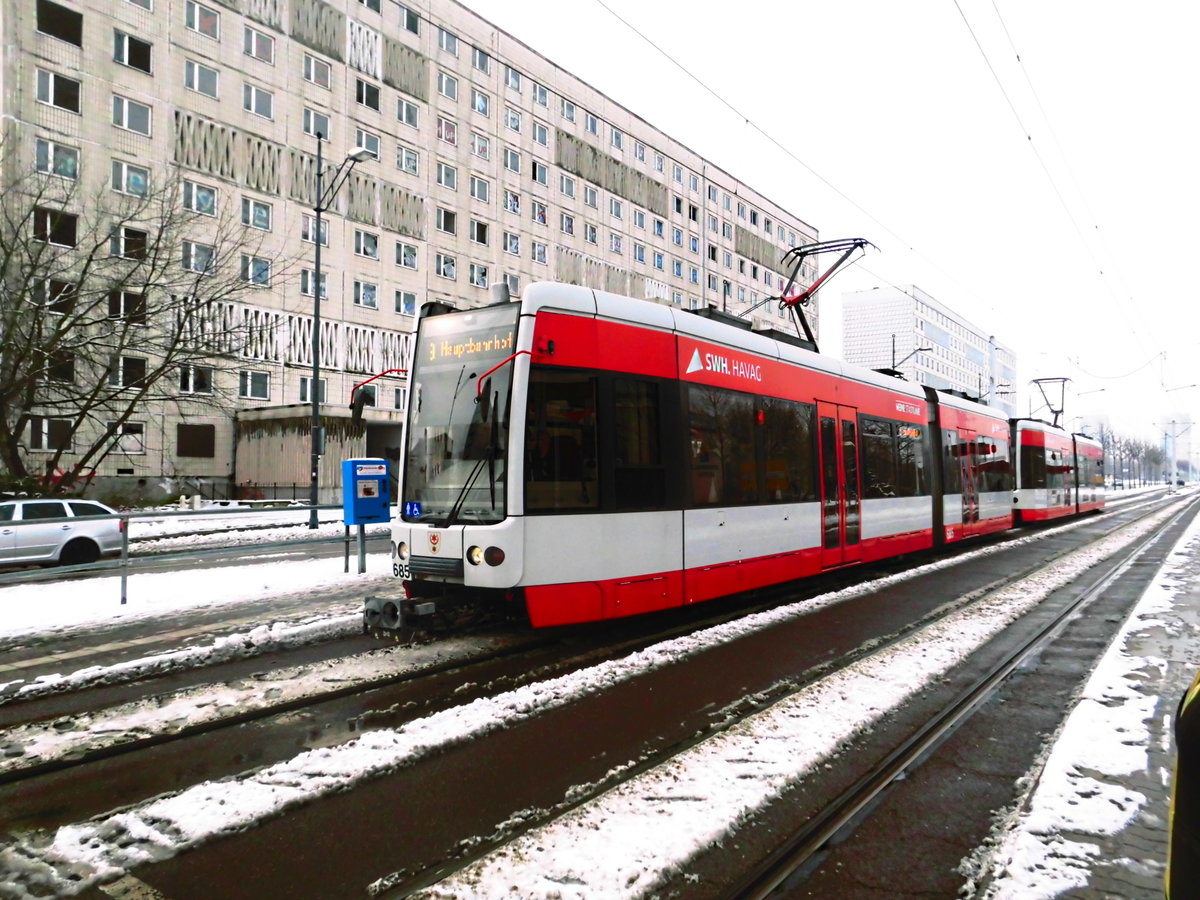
[0,139,294,493]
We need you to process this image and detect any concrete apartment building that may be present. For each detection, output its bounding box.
[2,0,818,501]
[842,285,1018,419]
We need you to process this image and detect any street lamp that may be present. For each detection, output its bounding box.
[309,136,373,528]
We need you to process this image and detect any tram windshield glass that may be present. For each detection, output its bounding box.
[402,303,519,525]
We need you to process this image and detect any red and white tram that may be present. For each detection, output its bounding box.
[1012,419,1105,522]
[378,282,1099,630]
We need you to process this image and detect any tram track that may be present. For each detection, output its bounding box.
[0,494,1179,897]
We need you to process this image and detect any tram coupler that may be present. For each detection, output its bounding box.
[362,594,439,640]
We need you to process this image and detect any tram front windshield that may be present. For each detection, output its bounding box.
[402,304,518,525]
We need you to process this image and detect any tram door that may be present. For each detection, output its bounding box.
[817,402,862,568]
[960,433,980,527]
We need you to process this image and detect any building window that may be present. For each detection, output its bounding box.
[108,161,150,199]
[109,356,148,389]
[672,227,683,246]
[303,108,330,140]
[242,83,273,119]
[177,423,216,458]
[301,213,328,245]
[654,251,664,270]
[470,175,489,202]
[560,213,574,235]
[109,422,146,455]
[36,139,79,180]
[390,0,416,31]
[610,198,623,219]
[560,174,575,198]
[634,243,645,263]
[34,208,77,247]
[395,290,416,315]
[239,371,270,400]
[472,88,490,116]
[673,164,683,183]
[244,26,274,63]
[634,142,645,162]
[472,46,490,73]
[633,209,645,229]
[504,147,520,173]
[181,240,214,273]
[437,117,458,145]
[583,224,597,244]
[532,242,547,265]
[358,0,380,10]
[355,128,380,160]
[28,416,72,452]
[610,234,622,254]
[397,144,419,175]
[505,106,521,132]
[108,290,147,325]
[469,263,488,287]
[35,279,76,315]
[299,269,328,297]
[437,71,458,101]
[179,365,214,395]
[36,0,83,45]
[354,229,379,259]
[240,254,271,285]
[436,161,457,190]
[531,160,548,185]
[532,121,549,146]
[356,79,380,111]
[299,377,327,404]
[353,280,378,308]
[504,65,521,91]
[398,99,419,128]
[435,253,456,280]
[37,70,81,114]
[531,199,547,225]
[503,232,519,255]
[584,185,598,208]
[611,128,623,150]
[654,153,664,173]
[303,54,331,89]
[435,207,457,235]
[241,197,272,231]
[396,242,418,269]
[585,112,598,135]
[532,83,548,106]
[504,190,520,215]
[109,224,148,261]
[185,59,219,97]
[114,31,153,73]
[561,98,576,122]
[438,27,458,55]
[471,132,490,160]
[185,0,219,39]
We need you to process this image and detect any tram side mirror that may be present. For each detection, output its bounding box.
[351,388,370,426]
[476,377,492,422]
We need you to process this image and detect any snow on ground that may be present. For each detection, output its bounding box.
[962,497,1200,899]
[0,498,1184,898]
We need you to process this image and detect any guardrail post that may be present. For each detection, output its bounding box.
[120,512,129,605]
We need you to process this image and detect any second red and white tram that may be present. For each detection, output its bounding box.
[379,282,1103,630]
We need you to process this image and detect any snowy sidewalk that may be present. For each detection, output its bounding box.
[968,501,1200,898]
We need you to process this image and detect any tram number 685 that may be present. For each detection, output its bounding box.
[392,563,411,578]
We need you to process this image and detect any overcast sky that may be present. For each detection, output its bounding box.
[457,0,1199,444]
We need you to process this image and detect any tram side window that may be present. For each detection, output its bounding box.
[1046,450,1069,489]
[1019,444,1047,489]
[762,397,817,503]
[613,378,665,510]
[977,437,1013,492]
[525,369,599,512]
[895,424,927,496]
[861,417,897,499]
[688,384,756,506]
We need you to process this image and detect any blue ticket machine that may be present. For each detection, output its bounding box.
[342,458,390,525]
[342,459,389,573]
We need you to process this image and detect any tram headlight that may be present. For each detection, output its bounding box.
[397,541,409,561]
[467,545,505,566]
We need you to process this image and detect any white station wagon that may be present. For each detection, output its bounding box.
[0,499,124,566]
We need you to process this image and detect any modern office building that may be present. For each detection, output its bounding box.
[842,285,1017,418]
[2,0,818,501]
